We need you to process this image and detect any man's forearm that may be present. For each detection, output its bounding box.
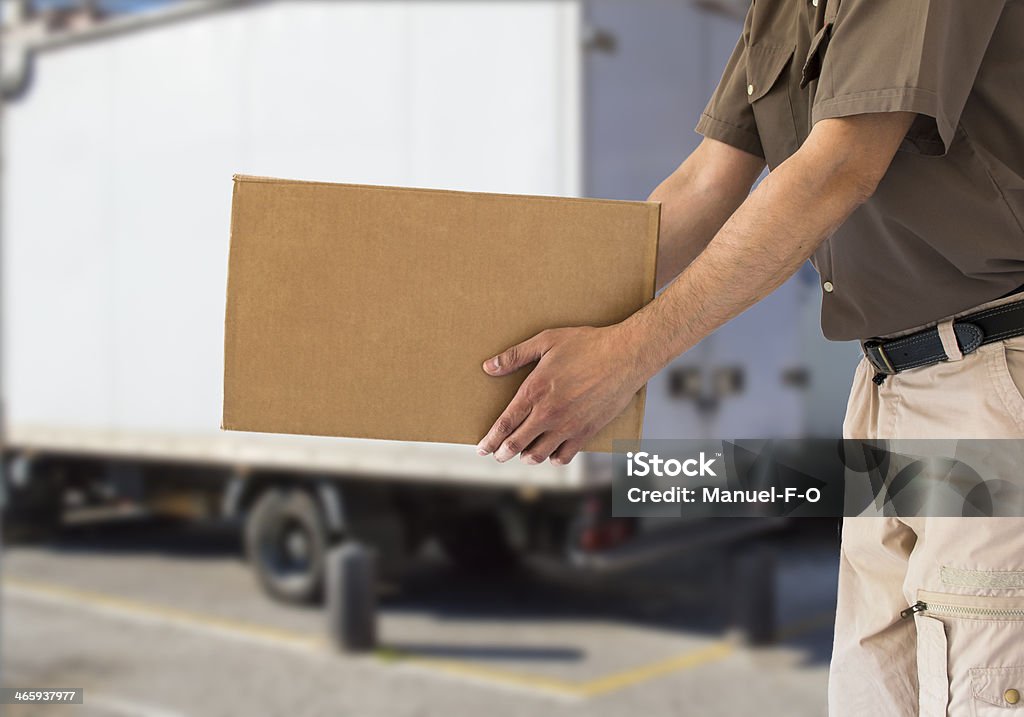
[651,140,764,288]
[626,115,913,379]
[475,113,914,466]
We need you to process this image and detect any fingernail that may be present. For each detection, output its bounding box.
[476,442,490,456]
[521,455,539,465]
[495,447,513,463]
[485,356,500,373]
[551,457,565,466]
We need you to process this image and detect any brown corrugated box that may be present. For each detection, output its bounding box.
[223,175,660,452]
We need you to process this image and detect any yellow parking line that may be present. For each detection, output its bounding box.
[3,577,324,652]
[383,640,736,700]
[574,641,734,697]
[394,606,836,699]
[3,577,835,701]
[393,655,585,699]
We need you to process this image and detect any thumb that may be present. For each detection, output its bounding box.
[483,331,550,376]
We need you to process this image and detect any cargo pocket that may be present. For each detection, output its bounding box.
[904,590,1024,716]
[745,44,798,168]
[972,666,1024,714]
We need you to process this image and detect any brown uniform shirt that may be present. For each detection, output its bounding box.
[695,0,1024,341]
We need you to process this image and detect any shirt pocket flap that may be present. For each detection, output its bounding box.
[745,44,794,103]
[800,22,833,89]
[971,666,1024,709]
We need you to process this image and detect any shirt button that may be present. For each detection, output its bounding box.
[812,0,819,6]
[747,84,754,96]
[1006,689,1021,705]
[823,281,834,293]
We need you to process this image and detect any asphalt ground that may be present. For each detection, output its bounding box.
[1,516,839,717]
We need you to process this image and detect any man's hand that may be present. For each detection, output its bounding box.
[475,324,651,465]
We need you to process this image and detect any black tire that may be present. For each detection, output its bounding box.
[437,511,518,574]
[245,488,328,605]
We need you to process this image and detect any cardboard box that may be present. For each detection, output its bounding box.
[223,176,660,452]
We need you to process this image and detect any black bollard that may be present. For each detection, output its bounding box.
[730,542,777,647]
[326,541,377,653]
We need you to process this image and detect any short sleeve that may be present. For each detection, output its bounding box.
[811,0,1006,156]
[695,34,764,158]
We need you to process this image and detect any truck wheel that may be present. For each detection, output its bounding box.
[438,511,517,573]
[245,488,328,605]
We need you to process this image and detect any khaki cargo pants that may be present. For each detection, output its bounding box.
[829,294,1024,717]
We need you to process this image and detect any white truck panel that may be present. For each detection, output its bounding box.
[3,0,586,487]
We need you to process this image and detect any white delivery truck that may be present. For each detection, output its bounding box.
[1,0,856,633]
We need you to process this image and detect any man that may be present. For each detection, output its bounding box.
[475,0,1024,714]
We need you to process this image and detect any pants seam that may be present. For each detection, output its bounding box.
[886,379,901,438]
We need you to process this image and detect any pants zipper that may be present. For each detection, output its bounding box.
[902,599,1024,620]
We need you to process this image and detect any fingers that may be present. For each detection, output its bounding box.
[550,439,586,466]
[520,433,564,465]
[477,407,589,465]
[493,422,545,463]
[483,330,552,377]
[476,397,531,457]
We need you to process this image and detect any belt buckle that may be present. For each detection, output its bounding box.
[862,339,896,375]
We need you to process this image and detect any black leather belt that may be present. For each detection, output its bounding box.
[862,298,1024,385]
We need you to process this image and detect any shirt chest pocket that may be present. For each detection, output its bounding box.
[745,44,798,169]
